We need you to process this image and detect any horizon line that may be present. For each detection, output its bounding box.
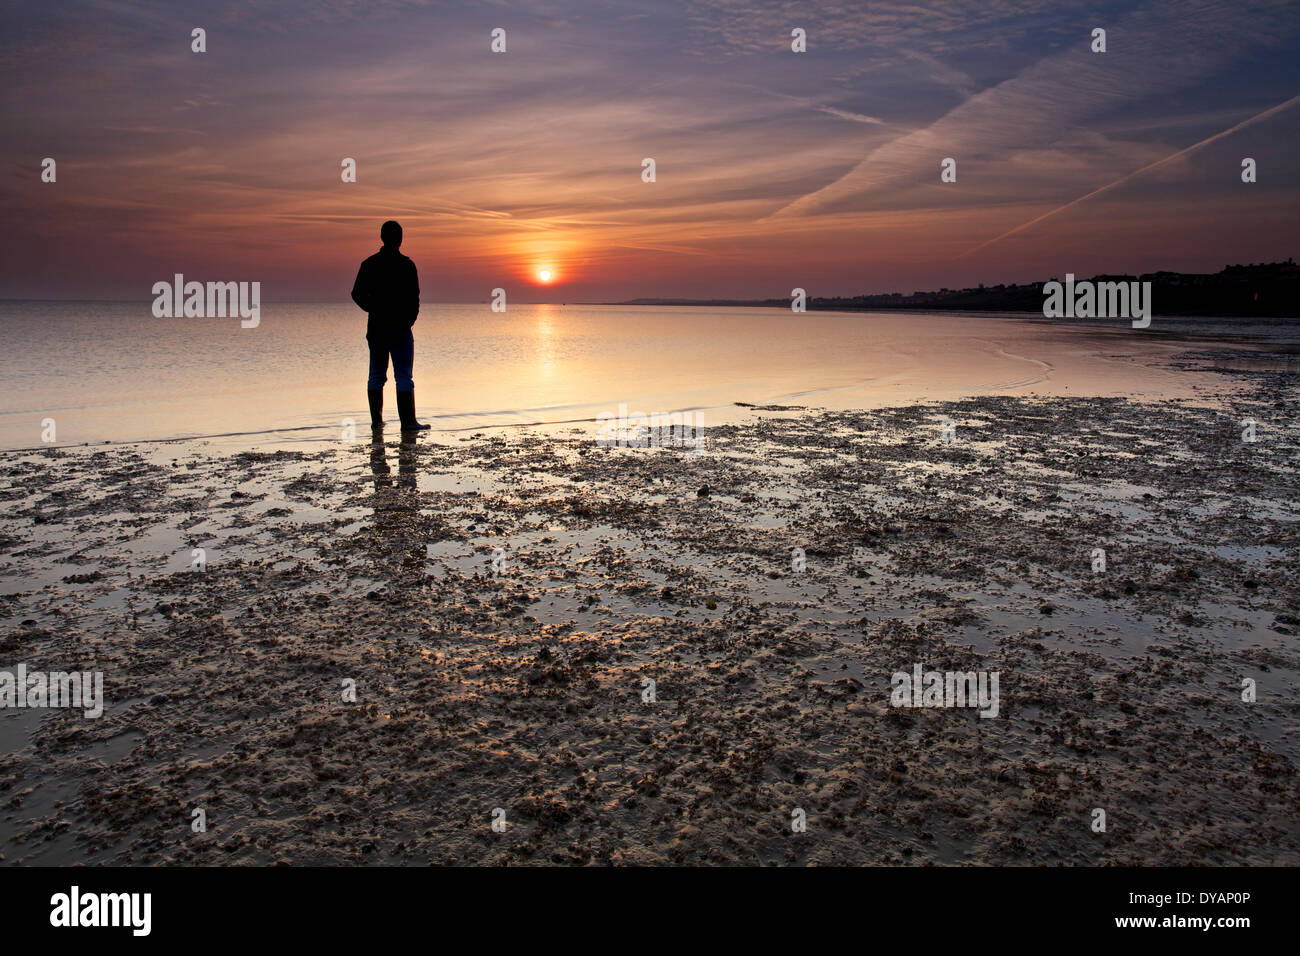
[2,254,1293,309]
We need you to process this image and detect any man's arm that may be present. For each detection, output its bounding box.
[408,260,420,327]
[350,260,370,313]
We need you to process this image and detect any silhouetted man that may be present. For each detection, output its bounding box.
[351,220,430,432]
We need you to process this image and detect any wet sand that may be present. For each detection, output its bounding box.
[0,348,1296,865]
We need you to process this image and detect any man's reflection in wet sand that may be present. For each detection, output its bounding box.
[369,430,417,490]
[367,431,423,581]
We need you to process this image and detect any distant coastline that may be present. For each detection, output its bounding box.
[610,259,1300,317]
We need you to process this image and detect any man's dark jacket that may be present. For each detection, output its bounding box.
[351,246,420,339]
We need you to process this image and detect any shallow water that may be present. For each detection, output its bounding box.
[2,301,1289,451]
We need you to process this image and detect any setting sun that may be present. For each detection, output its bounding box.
[538,268,553,282]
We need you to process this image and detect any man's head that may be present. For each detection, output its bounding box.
[380,220,403,249]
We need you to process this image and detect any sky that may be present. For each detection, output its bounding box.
[1,0,1298,302]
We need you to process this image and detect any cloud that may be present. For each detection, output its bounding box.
[766,0,1300,219]
[815,106,886,126]
[957,91,1300,258]
[682,0,1094,55]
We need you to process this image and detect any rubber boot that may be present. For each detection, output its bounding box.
[397,391,430,431]
[367,388,384,428]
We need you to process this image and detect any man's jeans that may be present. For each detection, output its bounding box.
[367,328,414,392]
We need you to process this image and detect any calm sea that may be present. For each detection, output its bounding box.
[0,301,1293,451]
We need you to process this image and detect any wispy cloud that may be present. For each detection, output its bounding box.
[766,0,1300,219]
[957,91,1300,258]
[816,106,886,126]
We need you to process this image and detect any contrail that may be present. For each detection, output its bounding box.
[956,92,1300,259]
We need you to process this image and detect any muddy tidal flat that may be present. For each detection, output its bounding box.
[1,366,1297,865]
